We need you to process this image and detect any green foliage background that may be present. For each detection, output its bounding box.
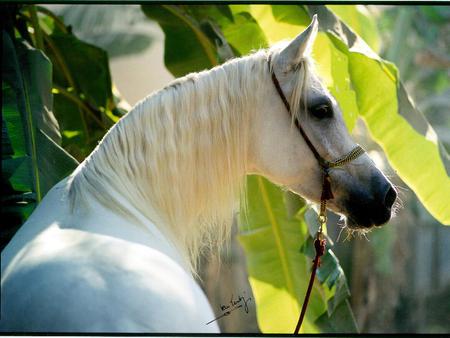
[1,4,449,334]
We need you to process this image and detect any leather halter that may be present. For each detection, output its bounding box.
[267,54,365,203]
[267,54,365,333]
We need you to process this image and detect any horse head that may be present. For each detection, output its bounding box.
[248,16,397,230]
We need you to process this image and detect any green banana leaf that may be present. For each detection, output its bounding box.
[46,31,122,160]
[16,5,126,161]
[2,5,128,249]
[307,5,450,225]
[49,5,154,58]
[249,4,450,225]
[326,5,380,53]
[1,31,78,249]
[141,4,268,76]
[141,5,220,77]
[239,176,358,333]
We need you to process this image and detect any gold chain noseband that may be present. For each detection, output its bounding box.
[267,55,365,334]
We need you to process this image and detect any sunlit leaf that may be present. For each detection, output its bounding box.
[250,4,450,225]
[308,5,450,225]
[141,5,219,76]
[326,5,380,53]
[239,176,358,333]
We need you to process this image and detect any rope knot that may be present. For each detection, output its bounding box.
[320,172,334,201]
[314,237,326,258]
[313,237,326,268]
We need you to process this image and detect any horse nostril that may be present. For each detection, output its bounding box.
[384,186,397,209]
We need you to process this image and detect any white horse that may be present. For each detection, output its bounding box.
[1,17,396,332]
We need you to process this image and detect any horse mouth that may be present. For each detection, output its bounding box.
[346,216,373,230]
[345,210,391,230]
[341,192,395,230]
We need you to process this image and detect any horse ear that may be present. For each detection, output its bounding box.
[279,14,318,65]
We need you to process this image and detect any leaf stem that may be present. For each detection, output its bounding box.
[53,84,106,130]
[256,177,297,307]
[19,51,42,202]
[41,33,75,90]
[27,6,44,50]
[41,32,91,141]
[35,5,69,33]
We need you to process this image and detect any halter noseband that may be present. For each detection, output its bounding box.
[267,54,365,334]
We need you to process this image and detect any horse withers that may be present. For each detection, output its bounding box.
[0,16,396,332]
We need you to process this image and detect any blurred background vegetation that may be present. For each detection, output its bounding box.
[2,4,449,333]
[332,6,450,333]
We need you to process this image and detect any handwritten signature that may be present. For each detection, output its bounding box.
[206,292,252,325]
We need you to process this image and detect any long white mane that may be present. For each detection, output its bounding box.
[67,44,314,273]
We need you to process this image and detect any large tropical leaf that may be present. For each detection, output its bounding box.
[141,5,220,77]
[249,4,450,225]
[239,176,358,333]
[47,5,154,58]
[1,31,78,249]
[141,4,268,76]
[46,31,122,160]
[17,5,126,161]
[326,5,380,53]
[307,5,450,225]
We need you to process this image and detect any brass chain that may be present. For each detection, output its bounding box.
[326,145,365,168]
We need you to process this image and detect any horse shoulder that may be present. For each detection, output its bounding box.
[1,223,218,333]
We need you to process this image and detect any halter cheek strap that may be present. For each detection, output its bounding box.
[267,54,365,334]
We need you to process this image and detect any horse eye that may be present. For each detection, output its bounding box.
[310,104,332,119]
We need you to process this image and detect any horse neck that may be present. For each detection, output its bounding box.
[68,52,269,272]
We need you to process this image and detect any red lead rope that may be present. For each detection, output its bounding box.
[294,234,326,334]
[293,170,331,334]
[293,171,331,333]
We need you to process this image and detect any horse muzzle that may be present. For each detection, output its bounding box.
[343,179,397,229]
